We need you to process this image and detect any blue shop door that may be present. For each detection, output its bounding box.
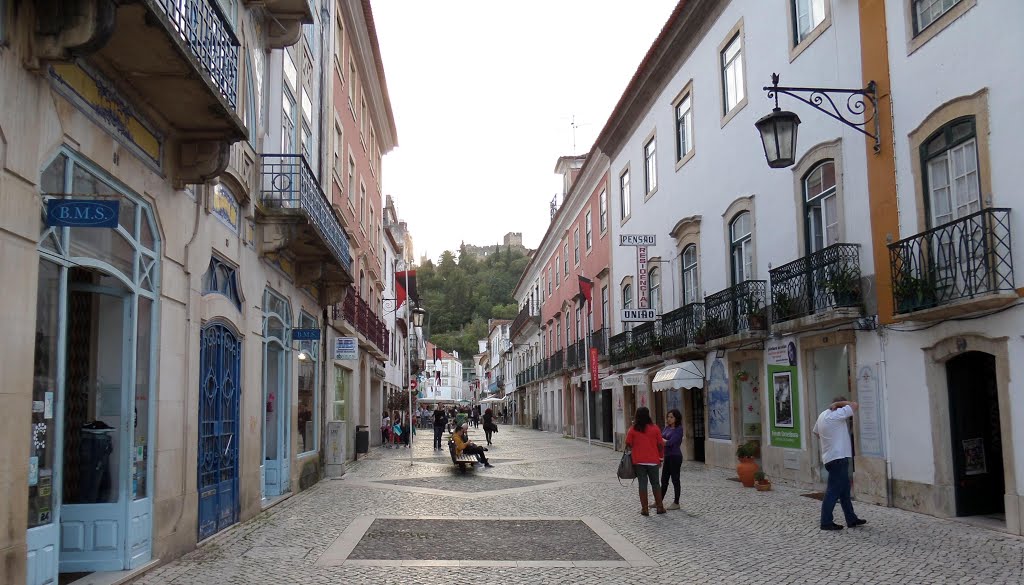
[262,342,290,498]
[198,324,241,540]
[59,289,133,572]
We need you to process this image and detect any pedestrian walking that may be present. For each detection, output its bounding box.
[453,424,492,467]
[813,396,866,531]
[483,408,497,445]
[660,408,684,510]
[471,406,480,429]
[381,412,391,448]
[433,406,448,451]
[625,406,666,516]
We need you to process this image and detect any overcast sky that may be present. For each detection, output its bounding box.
[373,0,678,263]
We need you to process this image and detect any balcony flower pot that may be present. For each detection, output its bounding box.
[824,265,861,307]
[736,442,758,487]
[772,291,797,322]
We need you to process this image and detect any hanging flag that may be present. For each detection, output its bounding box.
[578,275,594,306]
[395,270,418,310]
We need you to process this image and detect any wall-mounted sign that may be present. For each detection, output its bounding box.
[637,246,649,308]
[619,234,656,246]
[46,199,120,228]
[334,337,357,360]
[621,308,657,322]
[292,328,321,341]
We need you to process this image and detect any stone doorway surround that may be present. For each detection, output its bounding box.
[921,334,1020,535]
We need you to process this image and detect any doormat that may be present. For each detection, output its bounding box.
[801,492,825,501]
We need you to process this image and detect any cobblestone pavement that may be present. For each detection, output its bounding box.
[133,427,1024,584]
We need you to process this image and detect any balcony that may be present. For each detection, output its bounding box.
[35,0,248,185]
[245,0,314,48]
[549,349,565,375]
[770,244,863,334]
[609,331,633,365]
[889,209,1015,320]
[566,339,584,369]
[510,301,542,339]
[258,154,353,303]
[333,288,389,357]
[591,328,609,358]
[704,280,768,347]
[632,321,661,357]
[661,303,705,352]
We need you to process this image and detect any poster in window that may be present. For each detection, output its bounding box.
[773,372,794,428]
[962,438,987,476]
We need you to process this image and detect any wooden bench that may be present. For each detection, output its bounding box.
[448,440,478,472]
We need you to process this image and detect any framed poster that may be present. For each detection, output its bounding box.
[772,372,794,428]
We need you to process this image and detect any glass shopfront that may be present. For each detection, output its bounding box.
[27,151,159,584]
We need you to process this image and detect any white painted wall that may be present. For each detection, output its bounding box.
[607,0,869,331]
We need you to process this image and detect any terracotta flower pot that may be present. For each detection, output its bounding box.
[736,456,757,487]
[755,481,772,492]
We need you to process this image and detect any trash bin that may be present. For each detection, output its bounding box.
[355,425,369,455]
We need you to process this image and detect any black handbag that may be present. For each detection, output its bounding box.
[617,449,636,481]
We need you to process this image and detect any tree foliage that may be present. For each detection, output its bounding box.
[418,246,530,358]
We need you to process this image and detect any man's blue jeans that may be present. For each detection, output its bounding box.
[821,457,859,527]
[433,426,444,450]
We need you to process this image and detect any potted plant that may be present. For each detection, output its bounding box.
[824,264,861,307]
[692,323,708,345]
[754,470,772,491]
[893,272,937,314]
[772,290,797,322]
[744,297,767,331]
[735,441,758,487]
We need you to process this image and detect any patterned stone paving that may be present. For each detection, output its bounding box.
[131,429,1024,584]
[372,475,555,493]
[347,519,622,561]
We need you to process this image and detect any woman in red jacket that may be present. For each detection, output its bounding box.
[625,406,666,516]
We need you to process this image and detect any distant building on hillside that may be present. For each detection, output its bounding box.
[460,232,530,259]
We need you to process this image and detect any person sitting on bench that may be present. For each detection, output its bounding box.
[453,424,492,467]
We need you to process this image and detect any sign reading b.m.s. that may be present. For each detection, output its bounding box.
[46,199,120,228]
[621,308,657,322]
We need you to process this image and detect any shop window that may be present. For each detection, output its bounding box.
[297,312,319,454]
[202,256,242,309]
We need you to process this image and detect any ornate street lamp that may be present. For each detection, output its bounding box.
[756,73,880,169]
[412,305,426,328]
[755,108,801,169]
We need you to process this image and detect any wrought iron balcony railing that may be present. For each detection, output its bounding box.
[260,154,352,273]
[609,331,633,365]
[632,320,661,358]
[770,244,862,323]
[889,208,1014,314]
[704,280,768,341]
[661,303,705,351]
[332,288,388,355]
[549,349,564,373]
[510,300,542,338]
[591,328,609,357]
[157,0,239,107]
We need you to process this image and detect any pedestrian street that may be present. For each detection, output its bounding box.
[131,427,1024,585]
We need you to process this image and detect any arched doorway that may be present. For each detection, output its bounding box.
[27,150,160,582]
[197,323,241,540]
[946,351,1004,517]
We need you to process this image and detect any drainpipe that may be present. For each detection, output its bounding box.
[879,326,895,508]
[181,184,204,523]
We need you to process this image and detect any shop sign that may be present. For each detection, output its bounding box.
[292,328,321,341]
[590,347,600,392]
[334,337,357,360]
[856,364,885,458]
[46,199,120,228]
[621,308,657,322]
[619,234,656,246]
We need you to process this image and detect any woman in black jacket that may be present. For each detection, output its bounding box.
[482,408,497,445]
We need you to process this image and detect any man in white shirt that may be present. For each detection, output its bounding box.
[812,396,866,530]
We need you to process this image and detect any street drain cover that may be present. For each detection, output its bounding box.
[348,519,622,561]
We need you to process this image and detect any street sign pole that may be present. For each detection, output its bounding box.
[405,267,414,466]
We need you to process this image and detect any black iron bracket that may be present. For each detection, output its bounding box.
[763,73,880,153]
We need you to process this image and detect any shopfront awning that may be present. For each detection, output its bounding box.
[652,361,705,392]
[601,375,619,390]
[620,364,663,389]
